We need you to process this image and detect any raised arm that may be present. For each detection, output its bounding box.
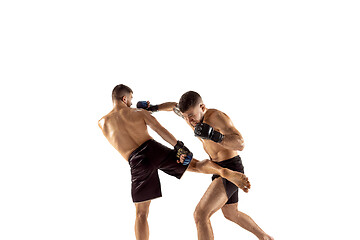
[196,111,244,151]
[215,112,245,151]
[157,102,178,111]
[136,101,178,112]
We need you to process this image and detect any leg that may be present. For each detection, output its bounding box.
[134,200,151,240]
[187,158,251,192]
[222,203,274,240]
[194,178,229,240]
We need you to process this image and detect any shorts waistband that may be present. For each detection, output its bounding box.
[214,155,241,165]
[128,139,154,162]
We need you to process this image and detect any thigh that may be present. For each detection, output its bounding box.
[196,178,229,216]
[159,151,188,179]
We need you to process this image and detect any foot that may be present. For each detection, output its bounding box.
[259,235,274,240]
[222,170,251,193]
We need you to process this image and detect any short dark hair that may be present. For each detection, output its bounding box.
[112,84,133,101]
[179,91,202,113]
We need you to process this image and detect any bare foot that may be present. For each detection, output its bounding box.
[223,170,251,193]
[260,235,274,240]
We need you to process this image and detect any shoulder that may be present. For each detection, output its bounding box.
[98,109,120,128]
[204,109,230,124]
[128,108,150,118]
[203,109,236,133]
[98,115,109,129]
[128,108,156,123]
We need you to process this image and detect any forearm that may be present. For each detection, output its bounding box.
[153,125,177,146]
[219,134,244,151]
[157,102,177,111]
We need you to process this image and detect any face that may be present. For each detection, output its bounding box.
[182,103,206,127]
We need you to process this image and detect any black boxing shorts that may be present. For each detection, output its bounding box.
[212,155,244,204]
[128,139,190,203]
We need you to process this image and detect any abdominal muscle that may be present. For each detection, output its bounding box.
[202,139,238,162]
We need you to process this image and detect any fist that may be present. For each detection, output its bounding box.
[174,141,193,165]
[136,101,158,112]
[194,123,224,143]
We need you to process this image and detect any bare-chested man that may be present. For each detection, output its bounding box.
[140,91,273,240]
[98,85,251,240]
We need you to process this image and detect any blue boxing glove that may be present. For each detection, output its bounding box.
[174,141,193,165]
[137,101,159,112]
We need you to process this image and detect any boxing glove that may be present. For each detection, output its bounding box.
[174,141,193,165]
[194,123,224,143]
[136,101,159,112]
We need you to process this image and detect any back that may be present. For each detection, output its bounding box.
[98,108,152,160]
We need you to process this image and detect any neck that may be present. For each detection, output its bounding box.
[200,108,208,123]
[113,100,128,110]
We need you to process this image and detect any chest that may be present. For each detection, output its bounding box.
[200,138,224,154]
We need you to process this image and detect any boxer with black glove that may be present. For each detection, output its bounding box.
[194,122,224,143]
[173,91,273,240]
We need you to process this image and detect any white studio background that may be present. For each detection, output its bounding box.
[0,1,359,240]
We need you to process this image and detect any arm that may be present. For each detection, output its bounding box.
[142,111,177,146]
[98,117,107,134]
[136,101,177,112]
[157,102,178,111]
[196,111,244,151]
[218,125,245,151]
[211,112,244,151]
[143,110,193,165]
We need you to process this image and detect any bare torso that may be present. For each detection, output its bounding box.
[198,109,239,162]
[98,107,152,160]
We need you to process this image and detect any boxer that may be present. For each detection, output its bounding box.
[98,85,250,240]
[139,91,273,240]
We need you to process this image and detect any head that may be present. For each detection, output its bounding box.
[179,91,206,127]
[112,84,133,107]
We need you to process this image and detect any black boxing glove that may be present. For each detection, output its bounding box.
[194,123,224,143]
[174,141,193,165]
[136,101,159,112]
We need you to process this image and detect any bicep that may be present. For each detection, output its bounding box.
[212,112,242,137]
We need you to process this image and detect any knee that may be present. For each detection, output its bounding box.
[193,206,210,224]
[222,208,236,222]
[136,210,149,220]
[222,210,234,221]
[221,205,237,221]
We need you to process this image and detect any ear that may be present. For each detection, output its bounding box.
[200,103,206,112]
[122,96,127,104]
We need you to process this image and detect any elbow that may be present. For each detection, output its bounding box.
[231,135,244,151]
[98,118,105,130]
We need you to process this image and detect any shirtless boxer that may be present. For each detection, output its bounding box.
[140,91,273,240]
[98,85,250,240]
